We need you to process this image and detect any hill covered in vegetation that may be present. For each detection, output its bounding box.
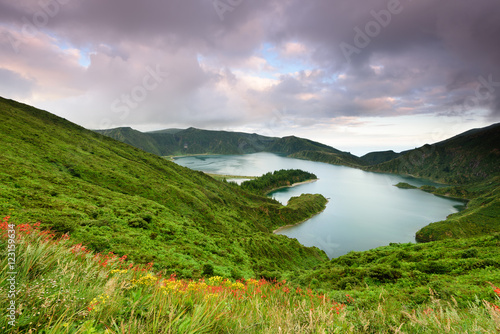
[366,123,500,184]
[0,97,329,279]
[95,127,365,167]
[359,123,500,242]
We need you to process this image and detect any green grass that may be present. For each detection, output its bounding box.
[2,220,499,333]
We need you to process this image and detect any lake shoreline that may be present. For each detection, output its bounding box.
[265,178,318,195]
[273,199,329,234]
[174,152,466,258]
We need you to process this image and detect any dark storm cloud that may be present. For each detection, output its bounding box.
[271,0,500,118]
[0,0,499,130]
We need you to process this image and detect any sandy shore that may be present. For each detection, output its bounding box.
[265,178,318,195]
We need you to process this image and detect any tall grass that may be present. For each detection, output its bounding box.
[1,217,499,333]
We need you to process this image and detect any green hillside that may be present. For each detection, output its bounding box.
[0,97,329,278]
[97,127,165,156]
[289,150,366,168]
[3,223,499,333]
[361,124,500,242]
[415,176,500,242]
[366,123,500,184]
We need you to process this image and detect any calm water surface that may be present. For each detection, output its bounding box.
[175,153,465,258]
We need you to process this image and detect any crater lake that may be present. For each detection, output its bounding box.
[174,152,465,258]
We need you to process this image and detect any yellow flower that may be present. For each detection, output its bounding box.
[208,276,224,285]
[204,293,219,300]
[110,269,128,274]
[231,282,245,290]
[246,279,258,286]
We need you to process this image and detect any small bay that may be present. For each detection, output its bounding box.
[174,152,465,258]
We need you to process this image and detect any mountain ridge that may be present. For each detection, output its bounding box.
[366,123,500,184]
[95,126,366,167]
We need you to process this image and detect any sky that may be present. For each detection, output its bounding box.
[1,0,499,156]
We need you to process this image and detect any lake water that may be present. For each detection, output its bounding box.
[174,153,465,258]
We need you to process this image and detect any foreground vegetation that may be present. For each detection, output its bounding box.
[1,219,499,333]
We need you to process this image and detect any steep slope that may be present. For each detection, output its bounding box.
[366,123,500,184]
[364,123,500,242]
[0,97,328,278]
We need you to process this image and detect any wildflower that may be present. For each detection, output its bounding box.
[110,269,128,275]
[231,282,245,290]
[130,273,158,287]
[208,276,224,285]
[204,293,219,300]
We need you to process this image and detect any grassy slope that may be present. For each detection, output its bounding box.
[1,98,500,332]
[96,127,165,156]
[0,97,328,278]
[96,127,277,156]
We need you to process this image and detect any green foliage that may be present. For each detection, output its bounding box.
[2,224,499,333]
[240,169,317,195]
[290,233,500,309]
[360,150,401,165]
[289,150,366,168]
[0,97,329,277]
[416,176,500,241]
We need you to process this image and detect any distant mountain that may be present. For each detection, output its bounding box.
[95,127,365,167]
[366,123,500,184]
[360,150,401,165]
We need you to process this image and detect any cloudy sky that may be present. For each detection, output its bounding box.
[1,0,499,155]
